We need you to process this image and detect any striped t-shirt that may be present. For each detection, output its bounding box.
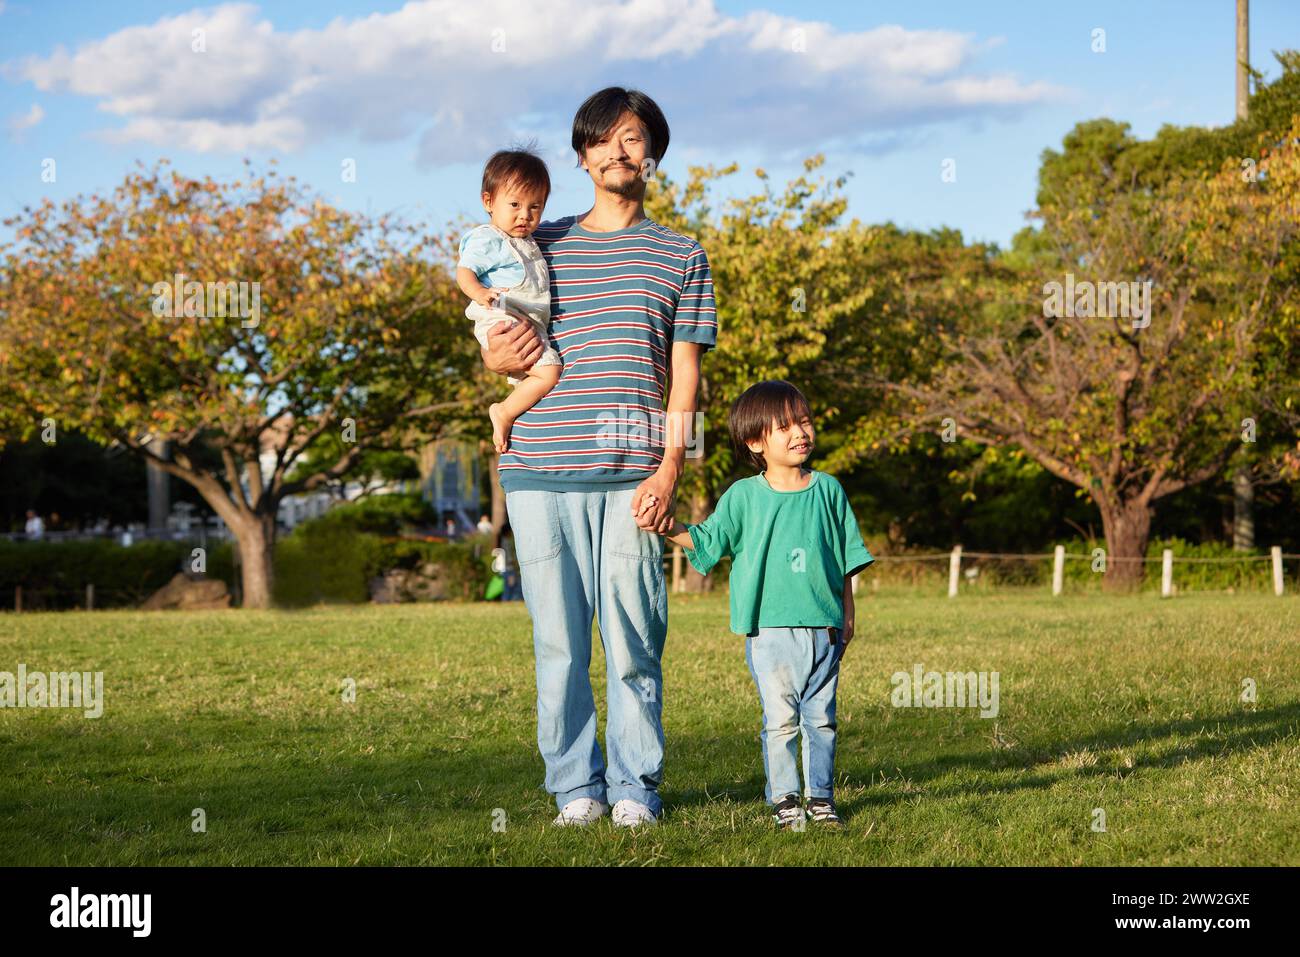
[497,215,718,493]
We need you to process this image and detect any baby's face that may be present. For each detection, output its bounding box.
[484,182,546,238]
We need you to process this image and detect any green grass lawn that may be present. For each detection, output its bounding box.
[2,590,1297,866]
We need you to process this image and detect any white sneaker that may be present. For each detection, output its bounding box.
[611,798,659,828]
[552,798,608,827]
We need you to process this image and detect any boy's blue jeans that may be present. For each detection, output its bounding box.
[745,626,843,804]
[505,486,668,815]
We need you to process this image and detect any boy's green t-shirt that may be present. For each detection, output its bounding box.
[684,470,873,636]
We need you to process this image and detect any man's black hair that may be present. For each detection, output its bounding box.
[571,87,670,166]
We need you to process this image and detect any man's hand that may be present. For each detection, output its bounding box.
[482,318,543,377]
[632,469,677,533]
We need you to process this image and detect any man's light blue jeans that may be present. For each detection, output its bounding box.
[505,486,668,815]
[744,625,843,804]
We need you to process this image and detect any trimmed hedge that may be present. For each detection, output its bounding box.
[298,493,438,536]
[269,496,492,607]
[0,539,192,610]
[0,493,491,610]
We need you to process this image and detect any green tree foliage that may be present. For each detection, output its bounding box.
[0,162,464,606]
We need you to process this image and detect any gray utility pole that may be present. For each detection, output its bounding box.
[1236,0,1250,120]
[1232,1,1254,550]
[146,440,170,535]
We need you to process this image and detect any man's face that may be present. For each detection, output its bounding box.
[580,111,652,198]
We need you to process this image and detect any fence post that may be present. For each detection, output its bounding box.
[1161,549,1174,598]
[86,583,94,611]
[1273,546,1284,597]
[948,545,962,598]
[1052,545,1065,596]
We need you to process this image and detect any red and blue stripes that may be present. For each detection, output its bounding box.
[498,216,717,492]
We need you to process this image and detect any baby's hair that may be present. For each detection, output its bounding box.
[482,144,551,202]
[728,380,812,471]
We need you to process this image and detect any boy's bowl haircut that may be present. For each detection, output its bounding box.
[729,380,812,471]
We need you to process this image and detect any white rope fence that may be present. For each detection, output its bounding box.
[858,544,1297,598]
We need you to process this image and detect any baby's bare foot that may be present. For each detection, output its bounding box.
[488,402,512,453]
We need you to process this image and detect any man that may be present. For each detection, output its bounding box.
[481,87,716,827]
[24,510,45,541]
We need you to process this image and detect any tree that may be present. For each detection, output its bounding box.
[858,119,1300,589]
[1033,53,1300,550]
[0,162,465,607]
[644,157,872,589]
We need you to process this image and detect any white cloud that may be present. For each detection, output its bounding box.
[5,0,1063,162]
[6,102,43,141]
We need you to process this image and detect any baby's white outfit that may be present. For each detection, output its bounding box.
[458,223,561,386]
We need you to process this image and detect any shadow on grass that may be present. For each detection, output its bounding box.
[836,701,1300,820]
[4,701,1296,858]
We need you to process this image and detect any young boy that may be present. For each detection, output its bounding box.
[456,147,562,453]
[652,380,873,829]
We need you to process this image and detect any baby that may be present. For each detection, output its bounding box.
[457,148,562,452]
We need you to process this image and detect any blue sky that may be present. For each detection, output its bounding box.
[2,0,1297,249]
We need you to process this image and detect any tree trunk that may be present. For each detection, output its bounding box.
[680,492,713,593]
[234,513,277,609]
[1232,469,1254,550]
[1097,498,1153,592]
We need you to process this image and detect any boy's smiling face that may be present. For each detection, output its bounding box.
[747,407,815,470]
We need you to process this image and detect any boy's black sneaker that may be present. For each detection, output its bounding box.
[772,794,805,830]
[806,798,844,828]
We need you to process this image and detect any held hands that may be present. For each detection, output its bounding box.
[632,481,675,535]
[634,492,661,530]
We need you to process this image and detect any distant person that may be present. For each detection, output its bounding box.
[498,524,522,602]
[476,514,494,537]
[24,510,45,541]
[442,516,457,539]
